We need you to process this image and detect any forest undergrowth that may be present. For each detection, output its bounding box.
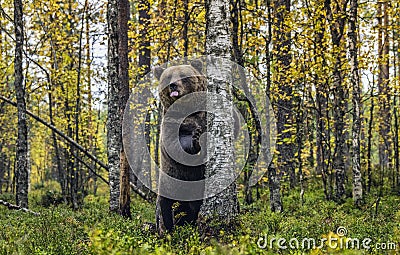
[1,179,399,255]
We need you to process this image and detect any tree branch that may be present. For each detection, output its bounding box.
[0,95,109,171]
[130,182,154,203]
[0,199,40,216]
[0,95,154,203]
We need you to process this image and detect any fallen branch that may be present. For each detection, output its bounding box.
[0,95,154,203]
[0,95,109,171]
[130,182,154,202]
[70,150,109,185]
[0,199,40,216]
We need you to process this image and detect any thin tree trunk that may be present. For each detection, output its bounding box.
[107,0,121,212]
[14,0,29,208]
[0,152,4,194]
[0,102,5,194]
[295,62,307,204]
[70,2,87,210]
[6,159,11,193]
[49,82,66,203]
[377,0,391,182]
[367,76,375,193]
[393,27,400,191]
[231,0,259,205]
[349,0,363,206]
[48,24,68,202]
[166,0,178,62]
[266,0,282,211]
[395,34,400,191]
[183,0,189,57]
[118,0,131,218]
[129,0,153,199]
[273,0,296,190]
[324,0,347,202]
[85,0,96,195]
[394,94,399,191]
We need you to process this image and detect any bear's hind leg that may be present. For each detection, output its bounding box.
[156,197,174,234]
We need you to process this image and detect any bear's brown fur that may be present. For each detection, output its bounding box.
[154,61,207,235]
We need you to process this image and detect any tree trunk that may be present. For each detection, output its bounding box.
[0,152,4,194]
[198,0,239,236]
[366,76,374,193]
[85,0,97,195]
[231,0,260,205]
[14,0,29,208]
[273,0,296,190]
[183,0,189,57]
[348,0,363,206]
[107,0,121,212]
[139,0,151,74]
[324,0,347,202]
[266,0,282,211]
[377,0,391,182]
[118,0,131,218]
[70,2,87,210]
[395,36,400,192]
[313,7,332,199]
[48,26,68,203]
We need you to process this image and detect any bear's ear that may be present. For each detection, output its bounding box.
[154,66,165,80]
[190,60,203,73]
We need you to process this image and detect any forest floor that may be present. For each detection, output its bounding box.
[0,180,399,255]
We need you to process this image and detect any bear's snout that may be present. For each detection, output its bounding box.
[169,83,178,91]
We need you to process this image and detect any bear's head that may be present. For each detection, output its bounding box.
[155,60,206,109]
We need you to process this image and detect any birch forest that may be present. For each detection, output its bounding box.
[0,0,400,254]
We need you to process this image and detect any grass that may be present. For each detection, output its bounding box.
[0,181,399,254]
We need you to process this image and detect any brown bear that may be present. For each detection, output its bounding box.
[154,61,207,235]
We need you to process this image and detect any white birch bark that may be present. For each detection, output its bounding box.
[198,0,239,233]
[349,0,363,205]
[14,0,29,208]
[107,0,120,212]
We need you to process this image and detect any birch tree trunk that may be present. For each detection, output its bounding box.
[198,0,239,235]
[107,0,121,212]
[348,0,363,206]
[14,0,29,208]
